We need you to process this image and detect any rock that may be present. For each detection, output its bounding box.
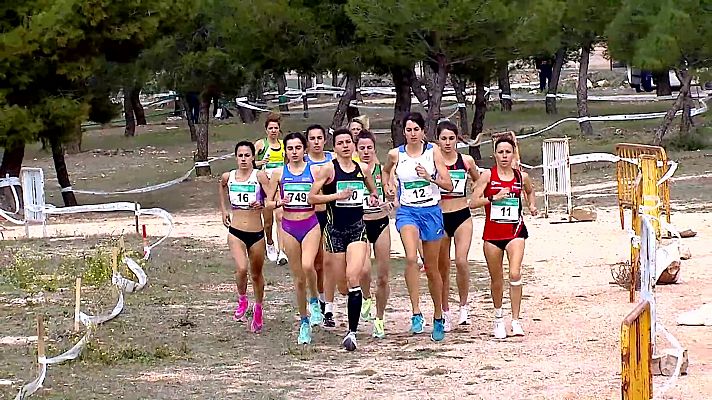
[656,244,681,284]
[679,243,692,260]
[587,79,593,88]
[571,207,597,222]
[652,349,688,376]
[677,303,712,326]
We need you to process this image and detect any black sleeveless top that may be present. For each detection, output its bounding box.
[323,159,365,227]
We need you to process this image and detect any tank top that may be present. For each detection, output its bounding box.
[395,143,440,207]
[280,163,314,212]
[323,159,365,226]
[305,151,333,166]
[258,138,284,173]
[483,167,525,241]
[440,153,469,199]
[363,163,385,214]
[227,169,264,210]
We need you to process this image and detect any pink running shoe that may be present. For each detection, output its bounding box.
[251,303,263,333]
[233,295,248,321]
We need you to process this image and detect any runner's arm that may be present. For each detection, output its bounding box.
[218,172,230,225]
[382,149,397,200]
[463,154,480,182]
[432,146,454,191]
[254,139,267,167]
[468,170,492,209]
[360,162,378,196]
[522,171,538,215]
[264,169,283,209]
[307,163,344,205]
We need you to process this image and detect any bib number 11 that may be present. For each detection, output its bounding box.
[490,197,519,223]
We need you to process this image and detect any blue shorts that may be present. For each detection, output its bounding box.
[395,204,445,242]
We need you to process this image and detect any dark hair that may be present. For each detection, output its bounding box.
[402,112,425,130]
[264,112,281,129]
[436,121,458,137]
[332,128,353,146]
[235,141,257,168]
[284,132,307,149]
[495,137,517,150]
[306,124,326,138]
[356,130,376,146]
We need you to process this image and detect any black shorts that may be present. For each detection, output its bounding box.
[365,216,389,244]
[324,221,367,253]
[229,226,265,250]
[443,207,471,238]
[486,224,529,251]
[316,210,328,234]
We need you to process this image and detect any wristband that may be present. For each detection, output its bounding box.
[487,195,494,203]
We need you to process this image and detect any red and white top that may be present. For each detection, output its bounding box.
[483,167,525,241]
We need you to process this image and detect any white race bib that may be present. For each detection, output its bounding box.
[283,182,311,209]
[490,197,520,223]
[264,162,284,178]
[363,186,384,213]
[229,183,257,209]
[401,179,432,205]
[336,180,365,207]
[440,170,466,196]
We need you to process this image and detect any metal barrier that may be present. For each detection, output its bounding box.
[542,138,572,219]
[621,300,653,400]
[616,143,671,231]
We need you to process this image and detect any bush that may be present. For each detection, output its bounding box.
[665,124,711,151]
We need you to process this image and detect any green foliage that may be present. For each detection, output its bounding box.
[665,123,712,151]
[81,341,190,365]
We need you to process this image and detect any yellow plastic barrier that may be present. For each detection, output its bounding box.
[616,143,671,230]
[621,300,652,400]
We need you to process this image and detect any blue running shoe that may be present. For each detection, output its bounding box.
[431,318,445,342]
[410,313,425,334]
[309,298,324,326]
[298,318,312,344]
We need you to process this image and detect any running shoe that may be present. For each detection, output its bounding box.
[298,318,312,344]
[309,299,324,326]
[431,318,445,342]
[323,312,335,328]
[372,318,385,339]
[418,256,425,272]
[360,298,374,321]
[319,300,326,314]
[410,314,425,334]
[458,306,470,326]
[277,250,288,266]
[443,312,452,333]
[511,320,525,337]
[233,295,248,321]
[251,303,263,333]
[266,243,278,262]
[493,318,507,339]
[342,331,357,351]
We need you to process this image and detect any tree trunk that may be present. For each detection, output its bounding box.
[470,75,487,160]
[497,63,513,112]
[301,88,309,119]
[411,69,430,110]
[195,95,211,177]
[49,136,77,206]
[130,85,147,125]
[0,143,25,178]
[331,70,339,87]
[316,74,323,85]
[236,87,257,124]
[654,71,672,97]
[65,127,82,154]
[123,88,136,137]
[425,55,447,140]
[391,67,414,147]
[180,95,197,141]
[576,42,594,136]
[653,73,689,145]
[330,73,358,135]
[450,74,469,136]
[678,69,693,136]
[277,73,289,112]
[546,48,566,114]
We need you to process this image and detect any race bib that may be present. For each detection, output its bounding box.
[490,197,520,223]
[229,183,257,208]
[363,186,384,213]
[440,170,466,196]
[401,179,432,204]
[336,180,365,207]
[283,182,311,209]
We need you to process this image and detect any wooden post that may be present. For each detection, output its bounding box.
[134,203,140,234]
[74,278,82,332]
[36,315,45,371]
[111,247,119,274]
[118,236,125,254]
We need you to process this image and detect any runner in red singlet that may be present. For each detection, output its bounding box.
[469,137,537,339]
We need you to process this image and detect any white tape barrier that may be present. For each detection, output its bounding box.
[0,176,21,214]
[456,96,709,149]
[14,256,147,400]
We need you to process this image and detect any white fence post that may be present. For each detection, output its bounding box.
[639,214,657,354]
[542,138,572,219]
[20,167,46,238]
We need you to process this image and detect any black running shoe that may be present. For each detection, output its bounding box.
[320,300,326,314]
[324,312,335,328]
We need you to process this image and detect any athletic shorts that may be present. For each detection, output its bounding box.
[228,226,264,249]
[365,216,389,244]
[443,207,471,238]
[395,204,445,242]
[324,221,367,253]
[486,224,529,251]
[316,210,328,234]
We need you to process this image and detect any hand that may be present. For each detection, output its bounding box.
[255,159,267,167]
[385,184,396,201]
[222,212,230,227]
[336,188,353,200]
[249,201,264,210]
[368,192,379,207]
[529,204,538,216]
[279,196,290,207]
[415,163,430,181]
[493,187,510,201]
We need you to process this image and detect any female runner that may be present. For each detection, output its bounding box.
[382,112,453,342]
[218,141,270,333]
[265,132,324,344]
[436,121,480,330]
[254,113,287,265]
[469,137,537,339]
[308,128,379,351]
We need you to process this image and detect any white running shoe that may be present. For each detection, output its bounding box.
[443,312,452,332]
[511,320,525,336]
[493,318,507,339]
[342,331,357,351]
[277,250,288,266]
[266,243,278,262]
[458,306,470,326]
